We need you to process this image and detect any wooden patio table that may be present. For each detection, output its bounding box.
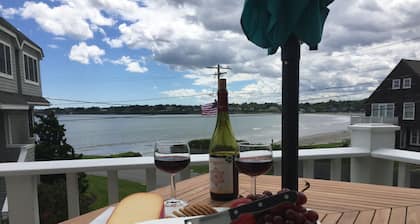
[62,174,420,224]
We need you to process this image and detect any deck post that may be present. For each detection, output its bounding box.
[5,175,40,224]
[302,160,314,178]
[66,173,80,218]
[180,168,191,180]
[273,161,282,176]
[107,170,119,204]
[398,162,410,187]
[330,159,342,181]
[349,124,400,186]
[146,167,157,190]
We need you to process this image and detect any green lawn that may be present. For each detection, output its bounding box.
[85,175,147,211]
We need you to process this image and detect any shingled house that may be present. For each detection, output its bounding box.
[365,59,420,151]
[0,17,49,216]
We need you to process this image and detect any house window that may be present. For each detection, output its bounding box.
[403,102,415,120]
[403,78,412,89]
[371,103,394,117]
[410,129,420,146]
[392,79,400,89]
[24,54,39,83]
[0,41,12,77]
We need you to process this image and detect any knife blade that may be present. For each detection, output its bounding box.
[184,191,297,224]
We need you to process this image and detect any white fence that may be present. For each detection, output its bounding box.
[350,115,398,125]
[0,124,419,224]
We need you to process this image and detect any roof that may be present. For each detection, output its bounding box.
[0,17,44,57]
[402,59,420,76]
[0,91,49,108]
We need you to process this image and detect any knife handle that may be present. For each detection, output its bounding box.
[229,191,297,220]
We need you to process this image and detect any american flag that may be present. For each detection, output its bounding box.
[201,101,217,116]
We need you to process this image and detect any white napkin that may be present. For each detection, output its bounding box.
[89,206,115,224]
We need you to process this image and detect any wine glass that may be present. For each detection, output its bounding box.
[154,140,190,209]
[236,143,273,195]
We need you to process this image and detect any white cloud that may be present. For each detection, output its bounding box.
[19,1,114,40]
[161,88,214,103]
[68,42,105,64]
[9,0,420,103]
[48,44,59,49]
[0,4,19,18]
[110,56,148,73]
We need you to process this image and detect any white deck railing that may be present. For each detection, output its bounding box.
[0,123,419,224]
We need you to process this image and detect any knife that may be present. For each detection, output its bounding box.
[184,191,297,224]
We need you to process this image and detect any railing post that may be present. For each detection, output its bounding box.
[180,168,191,180]
[146,167,157,191]
[273,160,282,176]
[302,160,314,178]
[349,124,399,186]
[330,159,342,181]
[5,175,40,224]
[66,173,80,218]
[107,170,119,204]
[398,162,410,187]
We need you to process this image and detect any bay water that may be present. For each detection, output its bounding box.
[57,113,350,156]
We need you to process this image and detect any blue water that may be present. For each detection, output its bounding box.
[57,113,350,156]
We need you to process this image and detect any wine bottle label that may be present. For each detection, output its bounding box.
[209,155,235,194]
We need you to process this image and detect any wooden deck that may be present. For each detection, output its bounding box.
[63,174,420,224]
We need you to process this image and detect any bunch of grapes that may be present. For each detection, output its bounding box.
[230,188,318,224]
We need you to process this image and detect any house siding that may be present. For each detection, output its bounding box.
[20,45,42,96]
[0,30,18,94]
[365,60,420,151]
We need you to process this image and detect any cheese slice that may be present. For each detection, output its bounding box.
[107,193,164,224]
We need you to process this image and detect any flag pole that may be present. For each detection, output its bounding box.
[281,34,300,191]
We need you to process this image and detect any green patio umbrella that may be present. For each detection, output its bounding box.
[241,0,334,191]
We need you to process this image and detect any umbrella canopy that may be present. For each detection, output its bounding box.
[240,0,334,190]
[241,0,333,54]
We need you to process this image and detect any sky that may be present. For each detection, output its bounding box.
[1,0,420,107]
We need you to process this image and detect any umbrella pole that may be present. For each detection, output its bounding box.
[281,34,300,191]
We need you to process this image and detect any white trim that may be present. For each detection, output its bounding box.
[27,101,50,106]
[410,129,420,146]
[403,102,415,120]
[0,104,29,110]
[0,39,13,78]
[403,78,412,89]
[22,52,39,85]
[0,24,44,57]
[371,103,394,118]
[0,72,13,79]
[392,79,401,89]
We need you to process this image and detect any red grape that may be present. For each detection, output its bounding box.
[296,192,307,205]
[304,210,318,222]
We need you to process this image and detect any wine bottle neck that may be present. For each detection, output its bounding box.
[217,89,228,112]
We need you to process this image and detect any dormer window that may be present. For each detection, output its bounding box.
[24,53,39,84]
[0,41,12,79]
[392,79,400,89]
[403,78,411,89]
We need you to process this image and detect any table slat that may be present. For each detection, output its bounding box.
[389,207,407,224]
[407,205,420,224]
[322,213,342,224]
[354,210,375,224]
[337,211,359,224]
[371,208,391,224]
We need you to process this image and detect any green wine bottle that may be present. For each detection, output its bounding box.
[209,78,239,201]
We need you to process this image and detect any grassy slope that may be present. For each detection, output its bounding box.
[85,175,146,211]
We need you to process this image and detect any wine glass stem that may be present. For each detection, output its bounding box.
[170,174,176,199]
[251,176,256,195]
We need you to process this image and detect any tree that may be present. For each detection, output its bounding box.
[33,111,93,224]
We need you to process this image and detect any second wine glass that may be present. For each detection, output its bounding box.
[154,140,190,208]
[236,143,273,195]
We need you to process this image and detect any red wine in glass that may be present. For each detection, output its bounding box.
[155,156,190,174]
[236,158,273,176]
